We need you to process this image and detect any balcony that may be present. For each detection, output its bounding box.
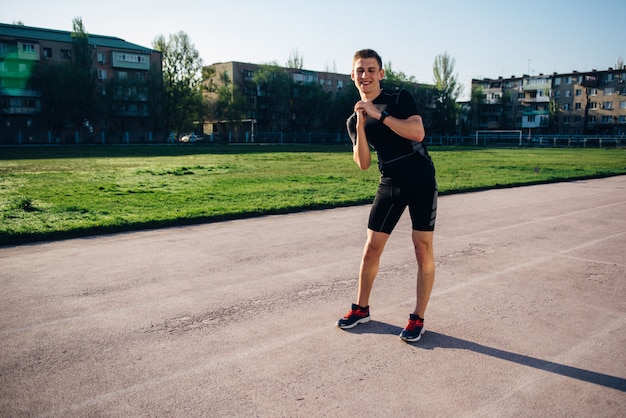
[521,108,549,116]
[522,95,550,103]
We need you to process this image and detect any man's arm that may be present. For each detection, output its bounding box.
[357,99,425,142]
[379,113,425,142]
[352,109,371,170]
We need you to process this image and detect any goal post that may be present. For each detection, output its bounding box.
[475,130,523,146]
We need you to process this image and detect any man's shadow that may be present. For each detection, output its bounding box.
[343,320,626,392]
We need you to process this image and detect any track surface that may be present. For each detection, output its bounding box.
[1,176,625,417]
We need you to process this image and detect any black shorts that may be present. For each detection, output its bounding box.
[368,174,437,234]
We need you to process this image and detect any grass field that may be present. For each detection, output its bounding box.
[1,144,624,245]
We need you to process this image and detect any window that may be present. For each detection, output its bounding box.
[118,71,127,79]
[604,87,615,95]
[620,101,626,109]
[0,43,7,53]
[566,76,573,84]
[589,102,598,109]
[620,115,626,123]
[61,49,71,59]
[575,102,582,110]
[587,116,596,123]
[117,53,147,64]
[562,103,571,110]
[565,90,571,97]
[43,48,52,58]
[97,53,106,64]
[574,116,581,123]
[554,77,561,86]
[97,69,107,80]
[588,88,598,96]
[22,43,35,53]
[563,116,570,124]
[602,116,612,123]
[575,89,582,96]
[19,63,28,73]
[528,115,536,122]
[603,102,612,110]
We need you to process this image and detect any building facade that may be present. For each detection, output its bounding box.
[202,61,355,141]
[472,67,626,137]
[0,23,162,144]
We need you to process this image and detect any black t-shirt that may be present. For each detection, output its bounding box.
[347,89,432,176]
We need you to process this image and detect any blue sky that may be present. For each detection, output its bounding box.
[5,0,625,99]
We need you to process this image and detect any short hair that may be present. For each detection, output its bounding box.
[353,49,382,69]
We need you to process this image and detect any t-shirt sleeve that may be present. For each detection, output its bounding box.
[396,89,419,119]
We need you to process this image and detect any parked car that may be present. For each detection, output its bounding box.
[178,133,203,143]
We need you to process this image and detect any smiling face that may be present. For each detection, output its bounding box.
[351,57,384,99]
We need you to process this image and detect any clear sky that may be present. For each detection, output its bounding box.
[5,0,625,100]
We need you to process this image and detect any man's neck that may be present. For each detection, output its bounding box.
[361,87,382,101]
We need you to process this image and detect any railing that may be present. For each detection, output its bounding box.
[1,130,624,148]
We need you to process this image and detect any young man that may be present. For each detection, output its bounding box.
[337,49,437,342]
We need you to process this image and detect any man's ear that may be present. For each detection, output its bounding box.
[379,69,385,80]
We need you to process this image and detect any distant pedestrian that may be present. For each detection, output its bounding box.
[337,49,437,342]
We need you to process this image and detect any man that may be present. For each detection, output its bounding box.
[337,49,437,343]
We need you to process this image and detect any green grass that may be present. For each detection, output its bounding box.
[1,144,624,245]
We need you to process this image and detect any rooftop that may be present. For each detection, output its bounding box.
[0,22,156,53]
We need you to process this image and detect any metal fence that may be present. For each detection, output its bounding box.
[2,129,624,148]
[422,134,624,148]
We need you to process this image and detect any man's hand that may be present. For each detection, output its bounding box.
[354,100,382,123]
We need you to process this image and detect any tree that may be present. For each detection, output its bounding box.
[432,52,463,134]
[253,63,292,131]
[32,17,98,139]
[286,48,304,69]
[153,31,204,136]
[69,17,98,130]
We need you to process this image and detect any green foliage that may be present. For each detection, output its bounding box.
[432,52,463,135]
[1,146,624,246]
[31,17,98,133]
[153,31,204,135]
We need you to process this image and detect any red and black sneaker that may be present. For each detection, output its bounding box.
[336,303,371,329]
[399,314,425,342]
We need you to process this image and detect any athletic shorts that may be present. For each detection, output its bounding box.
[368,175,437,234]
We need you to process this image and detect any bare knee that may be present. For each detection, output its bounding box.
[412,231,434,267]
[363,240,384,261]
[363,230,388,261]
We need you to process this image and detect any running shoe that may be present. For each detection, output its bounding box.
[336,303,371,329]
[399,314,425,342]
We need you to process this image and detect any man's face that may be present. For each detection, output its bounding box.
[351,57,384,94]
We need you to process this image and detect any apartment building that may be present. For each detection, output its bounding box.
[0,23,162,144]
[472,67,626,136]
[203,61,355,138]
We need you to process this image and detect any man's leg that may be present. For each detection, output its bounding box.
[356,228,390,308]
[411,230,435,318]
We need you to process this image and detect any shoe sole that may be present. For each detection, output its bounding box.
[336,316,371,329]
[399,328,425,342]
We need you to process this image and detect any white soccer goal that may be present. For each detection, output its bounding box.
[475,130,523,146]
